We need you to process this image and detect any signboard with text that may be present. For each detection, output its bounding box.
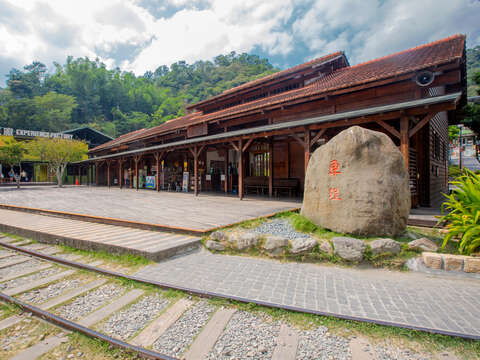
[1,127,73,140]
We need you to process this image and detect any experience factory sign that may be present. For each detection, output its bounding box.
[1,127,73,140]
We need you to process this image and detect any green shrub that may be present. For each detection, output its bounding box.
[292,214,318,233]
[440,169,480,255]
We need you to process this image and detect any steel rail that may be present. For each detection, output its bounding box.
[0,240,478,341]
[0,291,177,360]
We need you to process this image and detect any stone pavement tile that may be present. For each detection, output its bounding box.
[135,250,480,338]
[271,324,299,360]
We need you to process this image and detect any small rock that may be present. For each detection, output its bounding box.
[205,240,225,251]
[67,354,74,359]
[77,351,83,357]
[370,238,401,255]
[210,231,228,242]
[403,231,422,240]
[407,238,438,252]
[289,238,317,254]
[332,237,366,261]
[234,233,260,250]
[263,235,288,255]
[319,240,333,255]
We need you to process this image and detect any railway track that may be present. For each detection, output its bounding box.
[0,236,465,360]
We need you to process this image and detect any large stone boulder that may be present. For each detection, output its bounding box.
[205,240,225,251]
[407,238,438,252]
[234,232,260,250]
[332,237,366,261]
[289,238,317,254]
[301,126,410,237]
[370,238,401,255]
[263,235,288,256]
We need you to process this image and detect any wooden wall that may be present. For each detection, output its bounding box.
[428,111,449,208]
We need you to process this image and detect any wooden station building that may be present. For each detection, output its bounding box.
[83,34,467,208]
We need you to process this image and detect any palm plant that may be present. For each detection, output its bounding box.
[440,169,480,255]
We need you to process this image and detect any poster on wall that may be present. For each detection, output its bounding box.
[182,172,189,192]
[146,176,155,189]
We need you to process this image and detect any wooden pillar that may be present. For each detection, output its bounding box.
[95,163,99,186]
[134,156,140,191]
[268,139,273,197]
[238,139,244,200]
[118,159,123,188]
[154,152,162,192]
[194,145,199,196]
[107,161,111,187]
[224,148,229,193]
[400,117,409,169]
[78,166,81,185]
[304,127,311,174]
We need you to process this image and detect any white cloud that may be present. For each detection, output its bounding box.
[0,0,479,82]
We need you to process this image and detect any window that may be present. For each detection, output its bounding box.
[253,152,270,177]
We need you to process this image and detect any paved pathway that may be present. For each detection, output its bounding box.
[0,186,299,231]
[0,209,200,261]
[135,250,480,339]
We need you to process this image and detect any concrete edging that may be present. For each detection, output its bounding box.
[422,252,480,273]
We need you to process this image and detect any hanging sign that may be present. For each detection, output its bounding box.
[1,127,73,139]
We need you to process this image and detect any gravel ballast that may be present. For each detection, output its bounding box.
[102,293,170,340]
[153,300,215,357]
[374,344,433,360]
[206,311,280,360]
[19,279,83,304]
[0,259,43,278]
[296,326,350,360]
[253,219,313,241]
[0,267,61,290]
[56,283,124,320]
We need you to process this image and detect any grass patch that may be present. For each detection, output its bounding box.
[58,245,152,270]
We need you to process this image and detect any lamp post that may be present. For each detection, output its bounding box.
[458,124,464,170]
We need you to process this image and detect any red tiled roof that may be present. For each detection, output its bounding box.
[91,34,465,153]
[188,51,346,109]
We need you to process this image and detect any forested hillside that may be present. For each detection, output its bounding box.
[0,53,277,137]
[467,46,480,95]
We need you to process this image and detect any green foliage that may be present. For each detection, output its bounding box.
[28,138,88,186]
[0,136,26,169]
[448,125,460,140]
[449,165,463,179]
[440,169,480,255]
[467,46,480,96]
[0,53,278,137]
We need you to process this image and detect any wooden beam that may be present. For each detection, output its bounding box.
[156,153,160,192]
[224,147,229,193]
[230,141,239,152]
[242,137,254,153]
[291,133,305,148]
[400,117,409,170]
[118,160,122,188]
[409,113,436,138]
[310,128,326,147]
[304,127,311,173]
[377,120,401,139]
[78,166,81,186]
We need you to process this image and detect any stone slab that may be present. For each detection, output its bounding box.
[0,263,52,282]
[0,209,201,261]
[271,324,299,360]
[131,298,192,347]
[349,337,376,360]
[183,307,236,360]
[4,269,76,296]
[78,288,144,327]
[40,279,107,310]
[10,334,68,360]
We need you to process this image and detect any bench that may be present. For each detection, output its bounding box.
[244,177,299,197]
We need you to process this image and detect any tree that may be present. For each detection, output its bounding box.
[32,91,77,131]
[0,137,26,188]
[462,71,480,135]
[29,138,88,187]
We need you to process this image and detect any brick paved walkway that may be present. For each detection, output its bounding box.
[135,250,480,339]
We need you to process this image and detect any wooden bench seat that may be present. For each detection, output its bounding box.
[244,177,299,197]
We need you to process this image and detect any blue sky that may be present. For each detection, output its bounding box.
[1,0,479,84]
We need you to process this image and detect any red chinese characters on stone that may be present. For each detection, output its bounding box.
[328,160,342,200]
[329,187,342,200]
[328,160,342,177]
